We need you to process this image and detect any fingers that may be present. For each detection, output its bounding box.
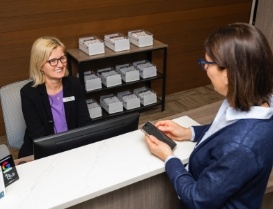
[145,135,157,153]
[145,135,173,161]
[145,134,160,145]
[155,120,179,130]
[155,120,170,127]
[157,125,173,133]
[155,121,172,132]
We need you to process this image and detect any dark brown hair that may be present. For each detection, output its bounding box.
[205,23,273,111]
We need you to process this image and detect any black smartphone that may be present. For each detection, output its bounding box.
[142,121,176,150]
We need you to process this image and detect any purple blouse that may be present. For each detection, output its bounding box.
[48,90,68,133]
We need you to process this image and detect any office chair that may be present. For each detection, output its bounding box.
[0,80,30,149]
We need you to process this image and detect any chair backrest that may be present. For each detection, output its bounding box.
[0,80,31,149]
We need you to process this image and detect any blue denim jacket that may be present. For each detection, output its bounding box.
[165,117,273,209]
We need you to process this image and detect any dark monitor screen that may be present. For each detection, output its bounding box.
[33,112,140,160]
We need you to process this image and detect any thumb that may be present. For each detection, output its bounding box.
[147,134,161,145]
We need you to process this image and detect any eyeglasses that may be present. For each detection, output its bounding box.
[198,58,216,71]
[47,55,67,67]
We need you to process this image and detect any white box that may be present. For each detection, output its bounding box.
[133,60,157,79]
[97,67,122,87]
[116,64,140,82]
[117,91,140,110]
[100,94,123,114]
[133,86,157,106]
[104,33,130,52]
[79,36,105,56]
[86,99,102,119]
[128,29,153,47]
[84,71,102,91]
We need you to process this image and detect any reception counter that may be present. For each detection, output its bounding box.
[2,101,272,209]
[1,116,200,209]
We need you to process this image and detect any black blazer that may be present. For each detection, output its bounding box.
[18,76,91,158]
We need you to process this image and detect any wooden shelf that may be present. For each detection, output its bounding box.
[66,39,168,120]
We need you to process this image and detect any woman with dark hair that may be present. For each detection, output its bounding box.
[145,23,273,209]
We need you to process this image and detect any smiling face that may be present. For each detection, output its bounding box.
[205,54,228,96]
[41,46,67,83]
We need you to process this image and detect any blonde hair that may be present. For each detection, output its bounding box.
[29,36,69,87]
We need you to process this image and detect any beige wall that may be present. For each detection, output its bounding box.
[255,0,273,50]
[0,0,252,136]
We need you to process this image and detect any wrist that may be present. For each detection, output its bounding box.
[186,127,192,140]
[163,151,173,161]
[165,155,176,163]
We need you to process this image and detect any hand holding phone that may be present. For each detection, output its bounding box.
[142,121,176,150]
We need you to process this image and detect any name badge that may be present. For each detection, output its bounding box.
[63,96,75,103]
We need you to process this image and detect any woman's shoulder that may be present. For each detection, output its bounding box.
[222,119,273,139]
[231,117,273,132]
[21,81,35,92]
[21,81,46,96]
[218,118,273,152]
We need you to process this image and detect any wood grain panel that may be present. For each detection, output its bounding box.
[0,0,252,137]
[0,2,251,46]
[68,173,179,209]
[0,0,251,18]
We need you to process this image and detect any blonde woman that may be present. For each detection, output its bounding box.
[19,37,91,158]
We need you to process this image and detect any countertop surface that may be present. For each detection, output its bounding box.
[1,116,199,209]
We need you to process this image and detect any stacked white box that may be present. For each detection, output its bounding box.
[100,94,123,114]
[133,60,157,79]
[116,64,140,82]
[128,29,153,47]
[86,99,102,119]
[104,33,130,52]
[133,86,157,106]
[79,36,105,56]
[117,91,140,110]
[97,67,122,87]
[84,71,102,91]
